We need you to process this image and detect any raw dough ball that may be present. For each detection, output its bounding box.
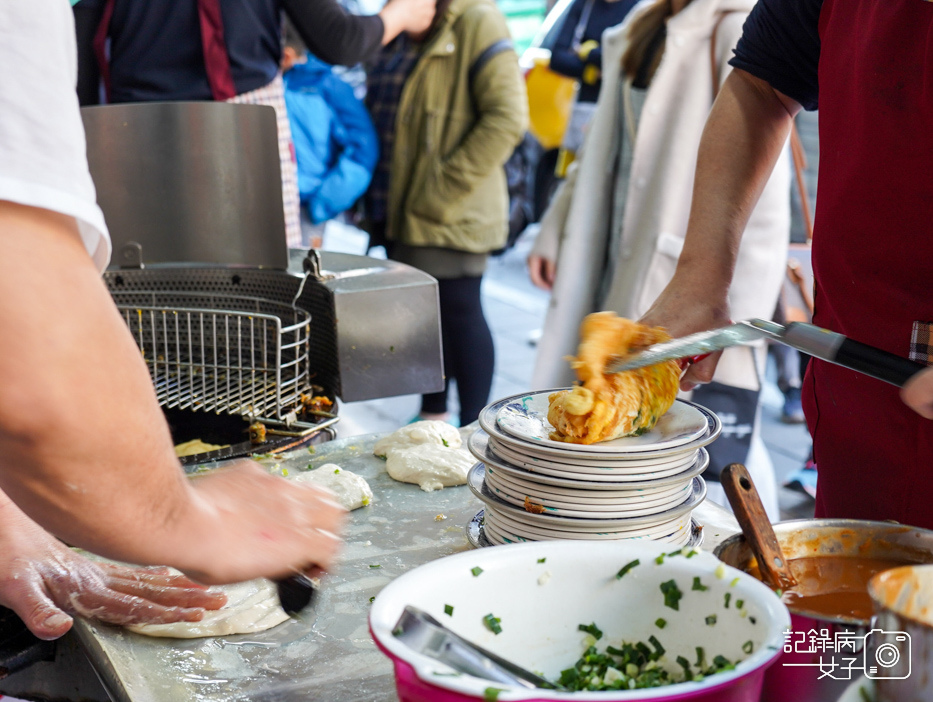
[127,578,289,638]
[373,421,461,457]
[384,443,474,492]
[293,464,373,510]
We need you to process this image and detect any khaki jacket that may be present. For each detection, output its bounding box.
[387,0,528,253]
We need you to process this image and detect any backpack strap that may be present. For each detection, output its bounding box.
[468,39,514,87]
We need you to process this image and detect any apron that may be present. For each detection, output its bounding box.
[805,0,933,528]
[93,0,302,248]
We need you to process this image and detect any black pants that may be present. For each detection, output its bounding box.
[421,276,495,425]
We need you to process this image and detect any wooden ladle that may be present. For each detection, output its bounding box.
[721,463,798,591]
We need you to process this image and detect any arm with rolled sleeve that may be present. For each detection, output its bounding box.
[640,0,821,388]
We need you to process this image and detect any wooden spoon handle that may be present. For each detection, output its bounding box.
[720,463,797,590]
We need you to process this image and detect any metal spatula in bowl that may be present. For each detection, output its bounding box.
[392,605,561,690]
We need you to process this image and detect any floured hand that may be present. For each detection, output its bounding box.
[0,491,225,640]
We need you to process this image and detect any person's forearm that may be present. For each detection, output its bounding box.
[672,69,798,303]
[0,203,346,583]
[283,0,384,65]
[0,202,205,565]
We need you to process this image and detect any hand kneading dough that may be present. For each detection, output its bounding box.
[384,443,474,492]
[373,420,461,457]
[292,464,373,510]
[127,578,289,638]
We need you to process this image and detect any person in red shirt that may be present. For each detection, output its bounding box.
[640,0,933,529]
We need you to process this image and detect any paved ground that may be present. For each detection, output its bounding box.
[318,218,816,521]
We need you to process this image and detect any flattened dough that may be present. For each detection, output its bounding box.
[292,464,373,510]
[127,578,289,638]
[384,443,474,492]
[373,420,461,457]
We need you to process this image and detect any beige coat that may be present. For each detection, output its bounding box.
[530,0,790,391]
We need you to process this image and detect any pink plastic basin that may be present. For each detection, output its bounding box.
[370,541,790,702]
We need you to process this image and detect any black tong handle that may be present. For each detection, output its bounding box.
[784,323,926,387]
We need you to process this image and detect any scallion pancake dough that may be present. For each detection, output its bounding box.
[292,464,373,510]
[384,444,474,491]
[126,577,289,638]
[373,420,462,456]
[374,421,473,491]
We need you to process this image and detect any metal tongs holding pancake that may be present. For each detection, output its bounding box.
[608,319,927,387]
[393,606,561,690]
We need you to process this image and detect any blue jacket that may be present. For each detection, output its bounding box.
[284,57,379,223]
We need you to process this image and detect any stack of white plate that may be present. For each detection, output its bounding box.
[465,389,721,549]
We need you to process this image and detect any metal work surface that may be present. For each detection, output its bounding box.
[73,432,739,702]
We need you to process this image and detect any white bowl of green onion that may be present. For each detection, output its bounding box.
[370,539,790,702]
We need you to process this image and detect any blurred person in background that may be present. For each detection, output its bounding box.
[527,0,790,518]
[363,0,527,426]
[72,0,435,249]
[548,0,639,175]
[281,21,379,248]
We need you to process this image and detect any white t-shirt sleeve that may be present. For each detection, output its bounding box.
[0,0,111,271]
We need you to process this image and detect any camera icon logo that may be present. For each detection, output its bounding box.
[863,628,911,680]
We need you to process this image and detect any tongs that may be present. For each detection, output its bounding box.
[608,319,926,387]
[393,605,560,690]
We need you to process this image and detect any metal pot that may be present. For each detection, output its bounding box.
[868,564,933,702]
[714,519,933,702]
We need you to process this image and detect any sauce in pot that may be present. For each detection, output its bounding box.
[749,556,907,621]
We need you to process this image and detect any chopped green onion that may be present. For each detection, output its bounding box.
[333,467,340,474]
[369,596,375,603]
[537,557,546,563]
[484,687,503,701]
[705,614,717,626]
[695,646,705,667]
[742,640,754,654]
[471,566,484,577]
[685,550,699,558]
[715,564,726,579]
[655,618,667,629]
[578,622,603,640]
[749,616,757,625]
[692,576,708,591]
[444,604,454,616]
[676,655,693,680]
[736,599,745,609]
[724,592,732,608]
[655,554,665,565]
[660,579,683,610]
[648,635,665,658]
[667,549,683,557]
[713,654,733,670]
[482,613,502,635]
[369,564,381,569]
[730,577,741,587]
[441,438,450,447]
[616,559,640,579]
